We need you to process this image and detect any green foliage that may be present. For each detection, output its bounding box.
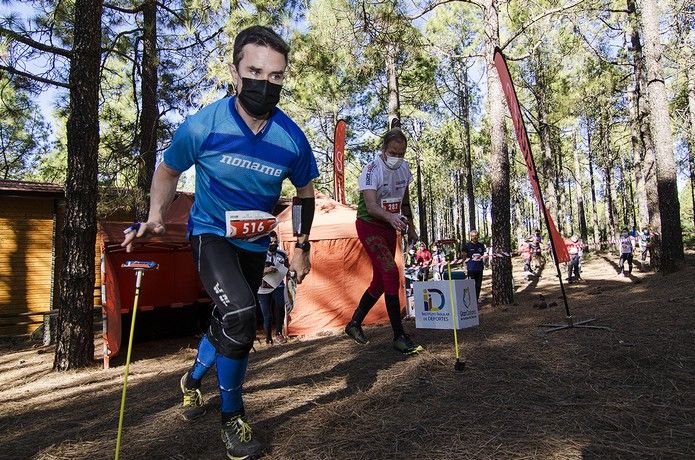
[0,77,51,180]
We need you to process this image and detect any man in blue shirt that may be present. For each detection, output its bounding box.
[122,25,318,460]
[462,230,487,302]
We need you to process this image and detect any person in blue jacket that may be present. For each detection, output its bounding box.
[462,230,487,302]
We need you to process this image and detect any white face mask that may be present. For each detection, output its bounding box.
[384,155,404,169]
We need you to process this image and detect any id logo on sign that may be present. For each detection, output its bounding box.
[413,280,479,330]
[423,288,445,312]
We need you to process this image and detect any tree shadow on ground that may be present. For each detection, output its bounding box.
[1,253,694,459]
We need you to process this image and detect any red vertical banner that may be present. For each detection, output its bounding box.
[333,119,347,204]
[493,48,569,263]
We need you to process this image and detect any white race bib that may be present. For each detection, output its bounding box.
[225,210,278,241]
[381,197,402,213]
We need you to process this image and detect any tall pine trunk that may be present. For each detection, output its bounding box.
[640,0,684,271]
[136,0,159,221]
[587,123,601,247]
[628,0,660,267]
[685,28,695,230]
[385,42,400,128]
[485,0,513,305]
[626,3,649,229]
[54,0,104,370]
[573,126,588,241]
[462,64,476,231]
[416,152,428,245]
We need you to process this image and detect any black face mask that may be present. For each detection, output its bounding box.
[269,243,278,253]
[238,77,282,117]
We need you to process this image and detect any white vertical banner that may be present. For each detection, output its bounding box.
[413,280,479,330]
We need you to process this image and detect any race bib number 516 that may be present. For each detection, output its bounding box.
[225,210,278,241]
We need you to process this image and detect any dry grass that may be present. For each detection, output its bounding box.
[1,251,694,459]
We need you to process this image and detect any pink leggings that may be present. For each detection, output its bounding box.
[356,218,399,297]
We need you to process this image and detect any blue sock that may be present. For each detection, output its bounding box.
[217,353,249,422]
[187,334,216,387]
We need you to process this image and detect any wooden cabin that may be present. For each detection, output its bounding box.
[0,180,65,336]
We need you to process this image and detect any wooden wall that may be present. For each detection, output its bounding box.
[0,196,59,335]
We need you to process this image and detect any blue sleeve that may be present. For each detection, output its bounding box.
[162,117,210,173]
[288,130,320,188]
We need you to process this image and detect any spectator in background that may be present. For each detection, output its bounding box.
[431,243,446,280]
[639,227,653,268]
[462,230,486,302]
[618,229,634,277]
[258,231,289,345]
[565,235,584,282]
[519,237,536,276]
[416,242,432,281]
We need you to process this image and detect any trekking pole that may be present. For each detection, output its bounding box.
[115,261,158,460]
[446,262,465,371]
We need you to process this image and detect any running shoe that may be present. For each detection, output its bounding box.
[345,321,369,344]
[393,334,424,355]
[221,416,263,460]
[180,371,206,421]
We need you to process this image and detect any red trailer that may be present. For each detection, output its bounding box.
[98,194,208,368]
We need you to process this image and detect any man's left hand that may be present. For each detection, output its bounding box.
[290,250,311,284]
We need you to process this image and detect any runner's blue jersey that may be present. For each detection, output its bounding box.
[163,96,319,252]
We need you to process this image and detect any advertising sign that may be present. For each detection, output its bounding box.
[413,280,479,330]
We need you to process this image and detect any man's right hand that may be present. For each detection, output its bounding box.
[121,221,166,253]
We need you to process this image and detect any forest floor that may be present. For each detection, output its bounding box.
[1,250,694,460]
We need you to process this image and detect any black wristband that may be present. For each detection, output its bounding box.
[292,197,315,236]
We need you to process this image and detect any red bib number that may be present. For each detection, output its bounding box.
[225,211,278,240]
[381,197,401,213]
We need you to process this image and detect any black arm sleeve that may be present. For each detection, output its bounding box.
[292,197,315,236]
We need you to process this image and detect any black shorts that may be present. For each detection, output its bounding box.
[191,234,266,359]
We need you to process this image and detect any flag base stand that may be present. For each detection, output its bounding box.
[539,315,613,334]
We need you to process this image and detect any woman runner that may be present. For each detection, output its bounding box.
[344,125,422,354]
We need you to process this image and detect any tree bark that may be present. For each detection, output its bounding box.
[136,0,159,221]
[626,2,649,229]
[54,0,104,370]
[462,64,476,232]
[416,152,428,245]
[534,49,559,232]
[572,125,588,241]
[685,26,695,230]
[640,0,684,271]
[385,41,400,128]
[602,120,616,238]
[485,0,513,305]
[628,0,660,267]
[587,122,601,248]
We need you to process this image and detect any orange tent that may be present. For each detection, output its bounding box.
[276,194,405,336]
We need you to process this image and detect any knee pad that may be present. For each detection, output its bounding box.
[208,303,257,359]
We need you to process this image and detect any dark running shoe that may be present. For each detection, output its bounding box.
[180,371,206,421]
[345,321,369,344]
[221,416,263,460]
[393,334,424,355]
